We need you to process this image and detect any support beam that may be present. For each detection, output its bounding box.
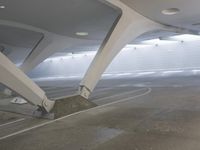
[20,36,65,73]
[79,0,165,98]
[20,35,99,73]
[0,52,54,112]
[0,20,100,74]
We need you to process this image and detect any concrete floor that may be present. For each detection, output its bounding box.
[1,76,200,149]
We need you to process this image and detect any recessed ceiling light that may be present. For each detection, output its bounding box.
[162,8,180,15]
[0,5,5,9]
[76,32,88,36]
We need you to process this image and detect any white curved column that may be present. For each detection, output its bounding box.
[79,0,165,98]
[0,20,100,73]
[20,35,100,73]
[20,35,66,73]
[0,52,55,112]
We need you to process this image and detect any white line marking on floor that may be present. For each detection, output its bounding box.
[0,88,151,141]
[98,87,151,107]
[117,84,131,87]
[137,72,155,75]
[95,87,114,92]
[93,88,146,102]
[0,118,26,128]
[162,70,184,74]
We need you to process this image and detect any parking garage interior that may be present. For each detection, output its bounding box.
[1,0,200,150]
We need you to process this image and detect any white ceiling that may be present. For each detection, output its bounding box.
[0,0,120,40]
[0,25,44,64]
[0,0,120,64]
[121,0,200,31]
[1,0,200,64]
[0,25,43,48]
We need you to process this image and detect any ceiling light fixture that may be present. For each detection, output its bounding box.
[162,8,180,15]
[172,34,200,41]
[76,32,88,36]
[0,5,5,9]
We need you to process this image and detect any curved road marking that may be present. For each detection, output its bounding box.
[0,87,151,141]
[97,87,151,107]
[0,118,25,128]
[93,88,147,102]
